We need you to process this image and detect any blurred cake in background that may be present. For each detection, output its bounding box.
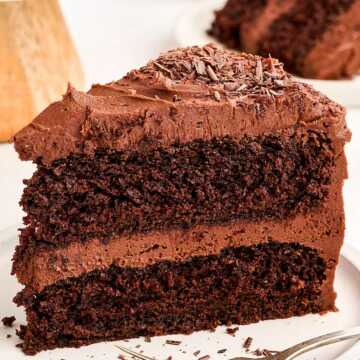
[0,0,83,142]
[209,0,360,80]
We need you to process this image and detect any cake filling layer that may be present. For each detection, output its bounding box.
[259,0,356,76]
[15,242,332,355]
[21,131,335,247]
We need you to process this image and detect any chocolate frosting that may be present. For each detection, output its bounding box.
[15,176,346,293]
[13,44,349,165]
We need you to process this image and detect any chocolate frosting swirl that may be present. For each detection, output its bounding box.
[14,44,348,165]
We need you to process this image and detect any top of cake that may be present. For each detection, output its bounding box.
[14,44,347,164]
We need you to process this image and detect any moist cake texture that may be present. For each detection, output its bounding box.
[13,44,350,354]
[209,0,360,79]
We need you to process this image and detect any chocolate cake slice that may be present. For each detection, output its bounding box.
[209,0,360,79]
[13,44,350,354]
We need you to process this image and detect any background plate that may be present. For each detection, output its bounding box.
[1,226,360,359]
[174,0,360,108]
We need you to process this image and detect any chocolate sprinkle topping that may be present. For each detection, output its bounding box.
[127,44,294,99]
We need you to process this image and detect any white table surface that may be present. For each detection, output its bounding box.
[0,0,359,254]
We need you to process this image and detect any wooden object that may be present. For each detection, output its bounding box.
[0,0,84,142]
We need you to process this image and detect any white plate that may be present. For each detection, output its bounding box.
[175,0,360,108]
[1,226,360,359]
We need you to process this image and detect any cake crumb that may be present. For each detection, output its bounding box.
[198,355,210,360]
[165,340,181,345]
[2,316,16,327]
[243,336,253,351]
[226,326,239,336]
[253,349,263,356]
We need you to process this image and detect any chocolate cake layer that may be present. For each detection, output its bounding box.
[20,128,335,247]
[210,0,360,79]
[13,172,345,294]
[15,242,332,355]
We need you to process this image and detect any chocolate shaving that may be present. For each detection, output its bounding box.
[269,89,283,96]
[237,83,247,92]
[243,336,253,351]
[181,61,193,73]
[255,60,264,83]
[165,340,181,345]
[2,316,16,327]
[198,356,210,360]
[224,82,238,91]
[253,349,263,356]
[274,79,285,87]
[226,326,239,336]
[193,59,206,75]
[153,61,173,77]
[207,65,219,82]
[129,44,293,102]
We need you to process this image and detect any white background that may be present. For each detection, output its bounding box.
[0,0,359,254]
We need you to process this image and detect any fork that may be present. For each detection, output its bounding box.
[116,326,360,360]
[231,326,360,360]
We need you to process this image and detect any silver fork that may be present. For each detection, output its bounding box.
[231,326,360,360]
[116,326,360,360]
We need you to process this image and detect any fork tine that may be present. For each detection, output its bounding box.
[115,345,155,360]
